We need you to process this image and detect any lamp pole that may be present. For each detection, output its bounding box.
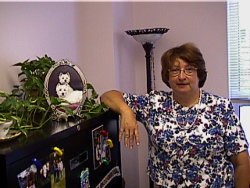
[142,42,154,93]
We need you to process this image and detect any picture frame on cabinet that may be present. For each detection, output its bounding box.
[44,59,87,121]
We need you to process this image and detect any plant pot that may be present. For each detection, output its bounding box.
[0,120,13,139]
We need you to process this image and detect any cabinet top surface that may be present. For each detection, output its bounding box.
[0,112,114,156]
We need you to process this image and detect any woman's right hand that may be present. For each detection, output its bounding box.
[100,90,140,149]
[119,108,140,149]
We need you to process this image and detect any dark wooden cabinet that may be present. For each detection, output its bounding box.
[0,111,122,188]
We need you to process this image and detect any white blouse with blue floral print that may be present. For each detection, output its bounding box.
[123,90,248,188]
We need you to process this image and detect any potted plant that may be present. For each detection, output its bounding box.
[0,55,108,137]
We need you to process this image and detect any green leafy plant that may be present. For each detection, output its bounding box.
[0,55,57,135]
[0,55,108,136]
[13,55,56,99]
[0,91,51,136]
[81,83,109,119]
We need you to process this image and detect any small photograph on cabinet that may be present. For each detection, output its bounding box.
[17,164,37,188]
[92,125,103,169]
[80,168,90,188]
[37,158,51,187]
[92,125,111,170]
[50,150,66,188]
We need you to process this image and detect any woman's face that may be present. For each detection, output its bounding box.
[168,58,199,96]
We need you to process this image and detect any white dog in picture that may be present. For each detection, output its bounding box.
[58,72,70,84]
[56,72,82,103]
[56,83,82,104]
[58,72,73,93]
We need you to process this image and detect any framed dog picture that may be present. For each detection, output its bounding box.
[44,59,87,121]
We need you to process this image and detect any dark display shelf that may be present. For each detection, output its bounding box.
[0,111,122,188]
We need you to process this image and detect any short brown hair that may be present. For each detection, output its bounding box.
[161,42,207,88]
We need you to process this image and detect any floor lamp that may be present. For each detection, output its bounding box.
[125,28,169,188]
[125,28,169,93]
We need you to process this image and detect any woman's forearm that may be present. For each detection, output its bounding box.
[100,90,131,114]
[230,151,250,188]
[234,164,250,188]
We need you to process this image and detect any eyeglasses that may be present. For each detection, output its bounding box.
[169,67,198,77]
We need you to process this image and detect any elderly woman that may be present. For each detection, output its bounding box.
[101,43,250,187]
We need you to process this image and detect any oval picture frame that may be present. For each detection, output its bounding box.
[44,59,87,121]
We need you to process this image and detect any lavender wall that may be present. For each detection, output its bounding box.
[112,2,140,188]
[0,3,78,93]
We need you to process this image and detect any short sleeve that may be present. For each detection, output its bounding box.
[222,99,249,156]
[123,92,150,124]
